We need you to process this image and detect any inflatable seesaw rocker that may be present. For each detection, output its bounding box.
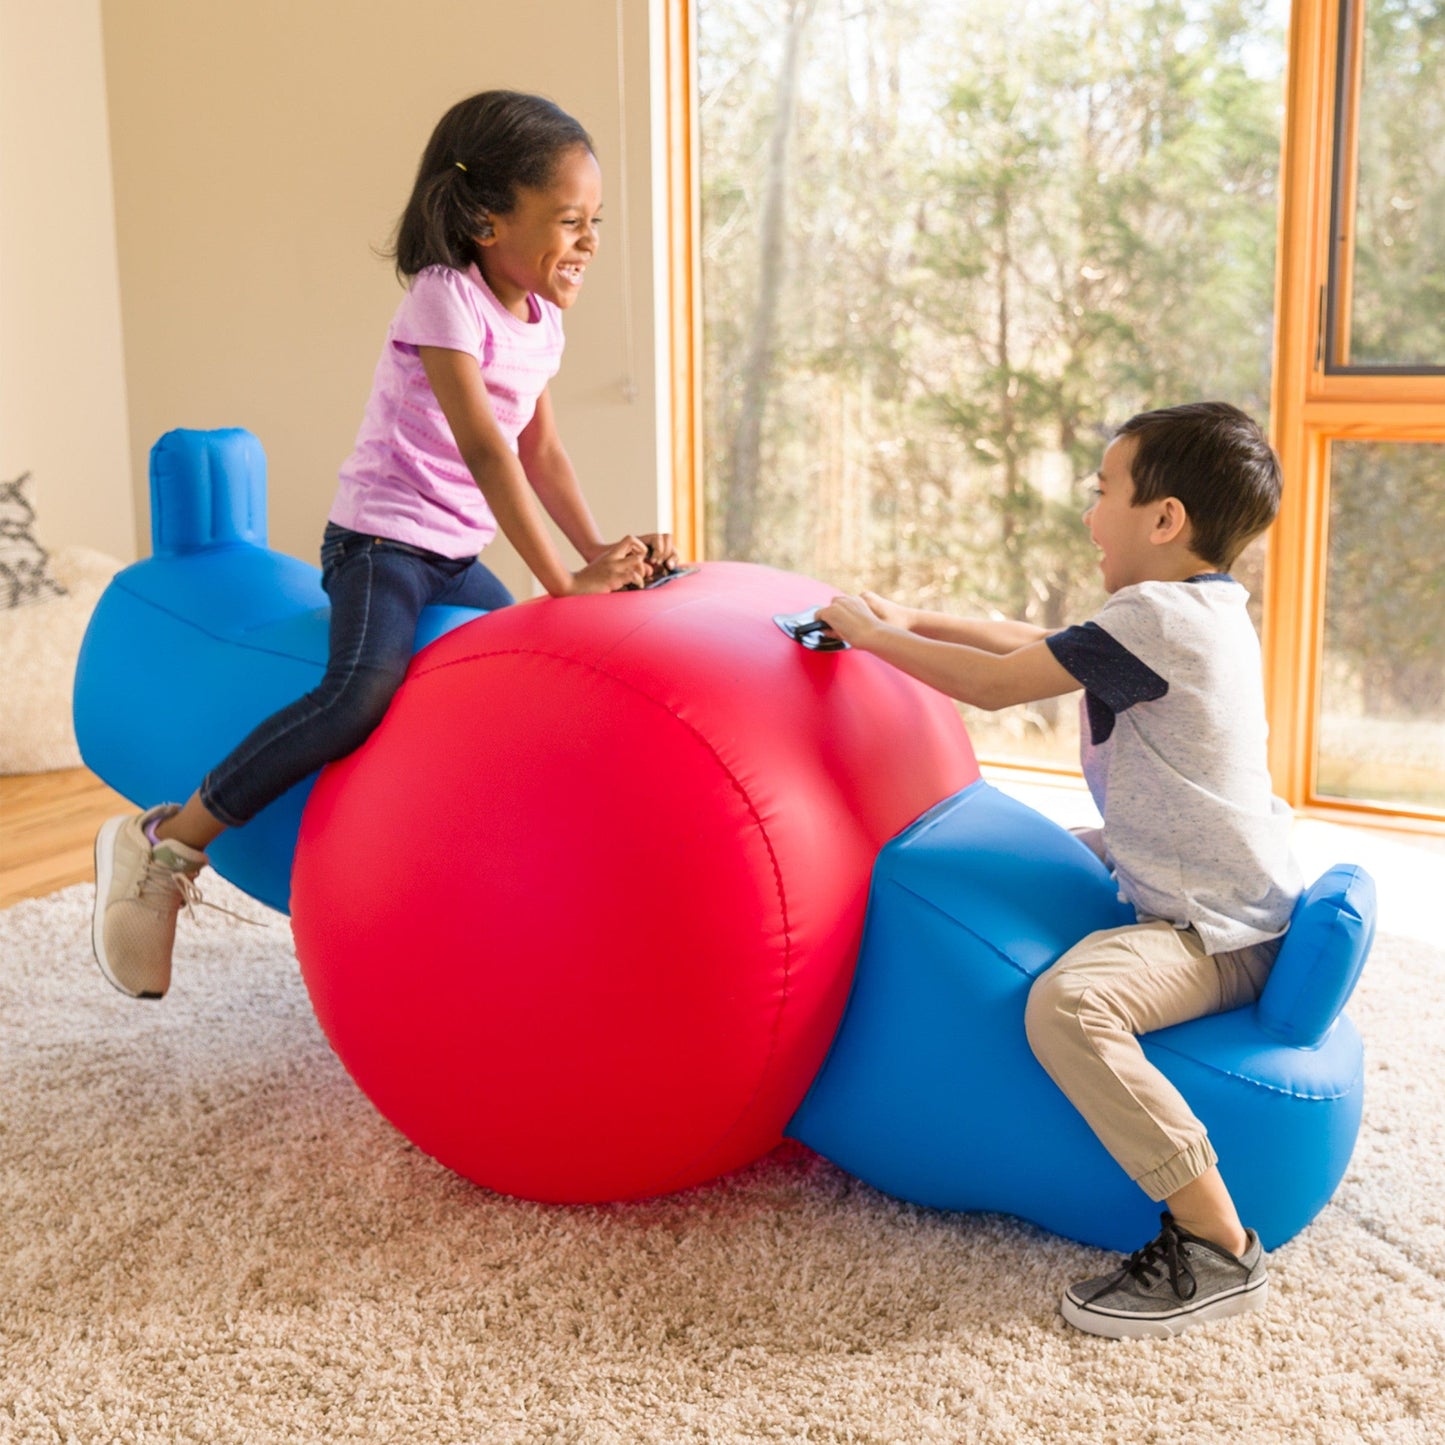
[75,428,1375,1251]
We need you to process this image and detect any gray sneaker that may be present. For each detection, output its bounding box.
[1061,1212,1268,1340]
[92,805,208,999]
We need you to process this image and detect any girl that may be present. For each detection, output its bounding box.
[92,90,675,999]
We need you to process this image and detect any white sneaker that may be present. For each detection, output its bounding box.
[92,805,208,999]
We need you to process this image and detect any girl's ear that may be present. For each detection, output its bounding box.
[1150,496,1190,546]
[475,220,497,246]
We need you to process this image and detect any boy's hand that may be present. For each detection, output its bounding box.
[858,591,915,632]
[568,536,649,594]
[817,593,890,649]
[638,532,679,578]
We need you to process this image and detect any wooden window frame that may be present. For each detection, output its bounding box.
[665,0,1445,831]
[1268,0,1445,829]
[662,0,703,563]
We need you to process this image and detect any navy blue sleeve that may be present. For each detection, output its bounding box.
[1046,621,1168,744]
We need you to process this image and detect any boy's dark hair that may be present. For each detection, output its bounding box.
[1114,401,1282,570]
[389,91,594,280]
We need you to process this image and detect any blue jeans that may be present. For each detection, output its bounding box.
[200,523,513,826]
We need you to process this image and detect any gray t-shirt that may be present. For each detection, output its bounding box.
[1046,575,1302,953]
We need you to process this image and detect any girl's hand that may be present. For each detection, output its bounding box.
[568,536,649,594]
[638,532,679,578]
[816,594,889,649]
[858,590,915,631]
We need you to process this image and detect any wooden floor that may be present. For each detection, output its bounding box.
[0,768,130,908]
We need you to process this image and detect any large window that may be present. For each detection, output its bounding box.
[1319,441,1445,808]
[690,0,1289,768]
[667,0,1445,823]
[1268,0,1445,822]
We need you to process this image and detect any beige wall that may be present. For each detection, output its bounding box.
[0,0,136,561]
[100,0,665,596]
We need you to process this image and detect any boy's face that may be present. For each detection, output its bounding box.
[1083,435,1168,593]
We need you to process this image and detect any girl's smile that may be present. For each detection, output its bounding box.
[477,146,603,319]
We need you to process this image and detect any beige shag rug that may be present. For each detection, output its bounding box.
[3,879,1443,1444]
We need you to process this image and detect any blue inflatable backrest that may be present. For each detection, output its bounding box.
[151,427,268,553]
[1255,864,1376,1049]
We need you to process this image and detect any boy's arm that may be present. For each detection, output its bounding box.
[855,591,1051,654]
[911,614,1054,653]
[818,593,1079,711]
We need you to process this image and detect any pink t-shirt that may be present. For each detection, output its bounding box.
[329,263,565,558]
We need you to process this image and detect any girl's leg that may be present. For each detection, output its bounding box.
[157,546,508,853]
[95,536,499,998]
[160,535,478,852]
[154,792,227,852]
[93,536,440,1000]
[196,539,435,829]
[433,556,516,611]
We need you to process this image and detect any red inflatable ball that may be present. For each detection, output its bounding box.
[291,561,977,1203]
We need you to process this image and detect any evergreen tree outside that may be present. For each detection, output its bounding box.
[699,0,1289,765]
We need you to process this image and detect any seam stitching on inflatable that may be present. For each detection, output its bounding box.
[112,576,332,669]
[414,646,795,1190]
[587,595,715,670]
[1145,1038,1363,1101]
[884,878,1035,979]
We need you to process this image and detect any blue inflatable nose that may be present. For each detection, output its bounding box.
[150,427,270,554]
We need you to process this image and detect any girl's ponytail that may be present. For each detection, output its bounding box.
[392,165,487,277]
[387,91,594,281]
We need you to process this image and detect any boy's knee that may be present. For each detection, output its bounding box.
[1025,967,1083,1063]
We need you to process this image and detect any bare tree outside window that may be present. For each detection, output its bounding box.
[698,0,1289,766]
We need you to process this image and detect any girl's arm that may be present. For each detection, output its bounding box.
[420,347,645,595]
[516,389,606,562]
[520,388,680,575]
[817,593,1079,711]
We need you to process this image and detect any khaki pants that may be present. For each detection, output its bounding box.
[1024,920,1279,1200]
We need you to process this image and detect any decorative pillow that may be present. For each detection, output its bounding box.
[0,544,123,772]
[0,473,68,609]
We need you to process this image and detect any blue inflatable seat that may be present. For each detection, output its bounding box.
[74,428,485,913]
[787,781,1374,1250]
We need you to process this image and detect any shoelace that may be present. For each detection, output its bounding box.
[1102,1214,1198,1302]
[135,856,260,928]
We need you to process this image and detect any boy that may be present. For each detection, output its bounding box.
[818,401,1302,1340]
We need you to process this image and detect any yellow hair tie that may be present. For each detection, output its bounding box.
[454,161,468,173]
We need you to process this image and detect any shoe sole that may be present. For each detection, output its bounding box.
[1061,1275,1268,1340]
[92,815,162,1000]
